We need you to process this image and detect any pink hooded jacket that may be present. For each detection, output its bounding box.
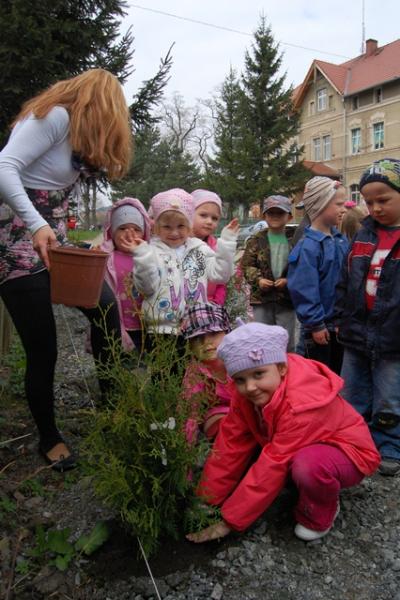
[205,235,227,305]
[197,353,380,532]
[100,197,151,350]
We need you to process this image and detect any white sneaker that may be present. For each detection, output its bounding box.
[294,503,340,541]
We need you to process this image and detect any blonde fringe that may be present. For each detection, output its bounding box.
[14,69,133,180]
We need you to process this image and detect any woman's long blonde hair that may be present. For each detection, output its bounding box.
[14,69,133,180]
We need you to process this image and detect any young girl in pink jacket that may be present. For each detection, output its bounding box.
[100,197,151,352]
[181,303,233,442]
[187,322,380,543]
[191,189,227,306]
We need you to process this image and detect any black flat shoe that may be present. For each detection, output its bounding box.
[38,446,78,473]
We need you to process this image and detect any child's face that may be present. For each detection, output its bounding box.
[232,363,287,408]
[318,187,346,227]
[155,212,191,247]
[264,208,292,231]
[190,331,226,361]
[113,223,144,251]
[192,203,220,239]
[361,182,400,227]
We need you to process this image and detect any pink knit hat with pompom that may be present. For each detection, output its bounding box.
[150,188,195,225]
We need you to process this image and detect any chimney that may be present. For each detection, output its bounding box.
[365,39,378,56]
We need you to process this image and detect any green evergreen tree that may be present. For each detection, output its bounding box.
[0,0,135,147]
[113,126,202,205]
[205,68,248,218]
[241,16,307,205]
[207,17,307,214]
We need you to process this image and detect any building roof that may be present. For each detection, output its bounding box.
[293,38,400,108]
[303,160,341,179]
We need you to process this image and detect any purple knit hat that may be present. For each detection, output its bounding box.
[217,322,288,376]
[181,303,231,339]
[150,188,195,225]
[191,189,222,214]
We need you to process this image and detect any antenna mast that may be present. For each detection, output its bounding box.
[361,0,366,54]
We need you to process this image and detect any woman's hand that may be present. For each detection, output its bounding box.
[312,328,330,345]
[32,225,58,269]
[186,520,231,543]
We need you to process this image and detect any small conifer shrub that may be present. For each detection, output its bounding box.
[83,333,214,556]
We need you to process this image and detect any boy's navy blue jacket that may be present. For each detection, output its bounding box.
[335,216,400,359]
[287,226,349,332]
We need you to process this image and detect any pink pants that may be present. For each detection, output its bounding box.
[290,444,364,531]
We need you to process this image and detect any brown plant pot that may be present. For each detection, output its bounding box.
[49,246,108,308]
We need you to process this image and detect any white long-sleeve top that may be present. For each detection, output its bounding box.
[0,106,78,233]
[132,228,237,334]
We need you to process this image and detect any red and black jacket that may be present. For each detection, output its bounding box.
[335,216,400,358]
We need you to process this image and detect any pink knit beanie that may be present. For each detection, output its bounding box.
[217,322,288,376]
[150,188,195,225]
[191,189,222,214]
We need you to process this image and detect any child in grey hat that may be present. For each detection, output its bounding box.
[99,197,151,352]
[187,322,379,543]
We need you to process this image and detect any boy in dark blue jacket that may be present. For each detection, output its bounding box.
[335,158,400,476]
[287,176,348,373]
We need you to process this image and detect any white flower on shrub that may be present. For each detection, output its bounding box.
[161,446,167,466]
[149,417,176,432]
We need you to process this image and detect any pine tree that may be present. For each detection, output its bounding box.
[241,16,307,205]
[207,17,307,213]
[0,0,134,147]
[113,126,202,205]
[205,68,248,217]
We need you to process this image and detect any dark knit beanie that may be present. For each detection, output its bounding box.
[359,158,400,193]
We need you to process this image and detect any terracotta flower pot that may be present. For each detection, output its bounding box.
[49,246,108,308]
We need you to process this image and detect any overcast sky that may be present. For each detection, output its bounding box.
[120,1,400,107]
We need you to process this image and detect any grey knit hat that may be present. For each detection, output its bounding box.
[217,322,288,376]
[111,205,145,235]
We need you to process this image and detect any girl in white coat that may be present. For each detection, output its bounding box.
[121,188,238,342]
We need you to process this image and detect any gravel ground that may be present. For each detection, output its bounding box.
[1,306,400,600]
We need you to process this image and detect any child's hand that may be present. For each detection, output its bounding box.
[274,278,287,289]
[186,520,231,543]
[259,278,274,290]
[225,218,240,234]
[118,229,144,253]
[312,328,330,345]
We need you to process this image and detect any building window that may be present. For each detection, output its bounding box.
[351,128,361,154]
[328,95,334,110]
[352,96,359,110]
[373,122,384,149]
[375,88,382,103]
[317,88,327,111]
[309,101,315,115]
[313,138,321,161]
[322,135,331,160]
[350,184,361,204]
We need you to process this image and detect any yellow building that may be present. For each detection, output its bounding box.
[293,38,400,202]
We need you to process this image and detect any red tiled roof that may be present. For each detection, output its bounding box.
[293,38,400,107]
[303,160,341,178]
[314,60,348,94]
